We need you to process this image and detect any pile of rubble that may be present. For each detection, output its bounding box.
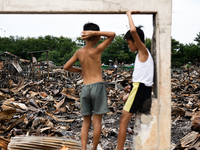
[171,68,200,150]
[0,68,135,150]
[1,62,200,149]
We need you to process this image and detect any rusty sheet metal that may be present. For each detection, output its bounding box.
[7,136,92,150]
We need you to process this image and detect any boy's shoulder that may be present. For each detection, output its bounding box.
[76,47,84,53]
[75,47,92,55]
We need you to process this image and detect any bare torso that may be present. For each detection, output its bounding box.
[77,47,103,84]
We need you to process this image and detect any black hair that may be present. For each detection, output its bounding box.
[124,26,145,43]
[83,22,100,31]
[83,23,100,41]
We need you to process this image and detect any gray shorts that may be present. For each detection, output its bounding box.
[80,82,110,116]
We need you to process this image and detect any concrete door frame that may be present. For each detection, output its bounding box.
[0,0,172,149]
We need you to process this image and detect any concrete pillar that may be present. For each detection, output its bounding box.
[133,98,158,150]
[0,0,172,149]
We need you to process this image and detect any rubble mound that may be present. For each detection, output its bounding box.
[0,67,200,149]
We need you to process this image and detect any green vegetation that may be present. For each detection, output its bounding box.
[0,32,200,67]
[171,33,200,67]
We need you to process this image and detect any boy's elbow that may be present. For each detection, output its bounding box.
[111,32,116,40]
[63,64,70,71]
[112,32,116,37]
[63,66,68,71]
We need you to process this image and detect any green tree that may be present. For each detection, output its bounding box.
[183,43,199,64]
[102,34,136,64]
[171,37,184,67]
[39,50,61,66]
[2,32,200,68]
[145,37,151,52]
[63,46,81,66]
[194,32,200,46]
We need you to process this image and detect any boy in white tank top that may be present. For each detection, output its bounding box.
[117,11,154,150]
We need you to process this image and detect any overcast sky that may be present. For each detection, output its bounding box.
[0,0,199,44]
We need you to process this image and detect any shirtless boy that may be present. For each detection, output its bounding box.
[117,11,154,149]
[64,23,115,150]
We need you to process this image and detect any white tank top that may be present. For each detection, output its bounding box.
[132,49,154,87]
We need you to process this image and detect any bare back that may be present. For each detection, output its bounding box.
[63,30,115,84]
[77,47,103,84]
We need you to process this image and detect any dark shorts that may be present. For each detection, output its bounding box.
[80,82,110,116]
[123,82,152,113]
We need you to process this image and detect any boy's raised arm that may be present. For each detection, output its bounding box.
[81,31,115,53]
[126,11,148,57]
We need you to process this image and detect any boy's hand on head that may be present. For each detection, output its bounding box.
[81,31,95,40]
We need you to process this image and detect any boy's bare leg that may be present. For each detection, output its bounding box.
[117,110,133,150]
[92,114,103,150]
[81,115,92,150]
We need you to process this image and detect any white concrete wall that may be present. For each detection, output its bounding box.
[0,0,172,149]
[1,0,169,15]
